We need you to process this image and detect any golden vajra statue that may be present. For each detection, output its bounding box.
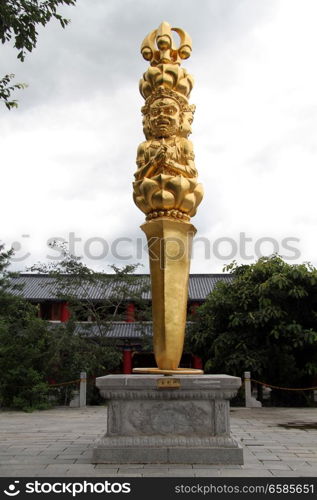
[132,22,204,374]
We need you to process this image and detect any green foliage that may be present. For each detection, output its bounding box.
[0,244,145,409]
[0,0,76,61]
[189,256,317,403]
[45,321,122,406]
[0,74,28,109]
[0,0,76,108]
[29,244,151,401]
[0,244,51,410]
[30,242,151,334]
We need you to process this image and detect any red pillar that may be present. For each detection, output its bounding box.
[126,303,135,322]
[190,302,200,315]
[60,302,70,322]
[192,354,203,370]
[122,347,133,374]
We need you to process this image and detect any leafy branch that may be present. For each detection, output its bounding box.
[0,73,28,109]
[0,0,76,109]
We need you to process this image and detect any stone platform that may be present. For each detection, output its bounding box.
[92,374,243,464]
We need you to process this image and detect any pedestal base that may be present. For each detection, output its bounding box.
[132,367,204,375]
[92,375,243,465]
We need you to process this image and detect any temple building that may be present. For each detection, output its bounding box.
[11,273,232,373]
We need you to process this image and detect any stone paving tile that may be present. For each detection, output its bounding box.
[242,441,278,445]
[44,464,71,473]
[66,471,119,477]
[115,468,144,474]
[142,464,193,469]
[168,464,194,469]
[288,446,314,453]
[283,458,313,463]
[0,451,22,456]
[110,473,142,477]
[135,467,169,473]
[271,470,317,477]
[0,464,47,471]
[194,465,242,469]
[1,470,43,477]
[94,464,120,470]
[243,446,269,451]
[288,463,315,471]
[296,452,317,456]
[50,458,76,464]
[0,457,51,465]
[64,464,97,473]
[252,452,280,458]
[276,452,300,457]
[260,462,292,470]
[141,471,187,477]
[79,451,94,458]
[75,458,95,464]
[241,454,262,461]
[241,464,264,469]
[37,450,59,458]
[218,469,274,477]
[166,468,197,474]
[114,470,146,476]
[160,471,198,477]
[194,470,221,477]
[242,456,263,463]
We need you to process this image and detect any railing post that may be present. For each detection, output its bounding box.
[244,371,262,408]
[80,371,87,407]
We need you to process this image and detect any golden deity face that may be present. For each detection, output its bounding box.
[149,97,181,138]
[180,109,194,137]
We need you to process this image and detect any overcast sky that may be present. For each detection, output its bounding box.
[1,0,317,273]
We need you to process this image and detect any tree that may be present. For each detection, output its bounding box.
[0,244,51,410]
[0,243,146,409]
[43,320,123,406]
[0,73,28,109]
[0,0,76,108]
[29,244,151,401]
[29,243,151,335]
[189,256,317,404]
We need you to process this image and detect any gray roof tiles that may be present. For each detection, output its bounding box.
[74,322,152,339]
[54,321,193,339]
[10,273,233,302]
[188,274,232,300]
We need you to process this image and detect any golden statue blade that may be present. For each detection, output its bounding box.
[132,22,204,373]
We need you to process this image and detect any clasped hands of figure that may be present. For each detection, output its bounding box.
[135,141,190,180]
[153,143,179,175]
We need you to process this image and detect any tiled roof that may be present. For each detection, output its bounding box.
[52,321,194,339]
[10,273,233,301]
[188,274,233,300]
[73,321,152,339]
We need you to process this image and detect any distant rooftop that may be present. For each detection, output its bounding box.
[74,321,152,339]
[10,273,233,301]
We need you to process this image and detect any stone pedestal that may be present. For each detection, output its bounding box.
[92,374,243,464]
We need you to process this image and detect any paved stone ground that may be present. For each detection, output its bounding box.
[0,406,317,477]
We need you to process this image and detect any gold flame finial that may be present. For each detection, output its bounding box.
[140,21,192,67]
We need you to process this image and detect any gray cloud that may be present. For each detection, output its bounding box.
[2,0,276,108]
